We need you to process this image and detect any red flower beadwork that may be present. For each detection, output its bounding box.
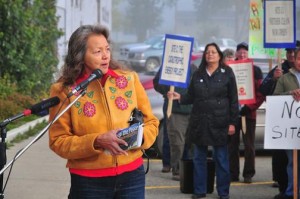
[115,96,128,110]
[116,76,128,89]
[83,102,96,117]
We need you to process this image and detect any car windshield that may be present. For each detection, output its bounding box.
[215,38,236,47]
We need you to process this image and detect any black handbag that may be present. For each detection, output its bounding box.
[128,108,144,125]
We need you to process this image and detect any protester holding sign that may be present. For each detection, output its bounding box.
[260,40,300,197]
[167,43,239,199]
[228,42,265,184]
[272,48,300,199]
[153,64,196,181]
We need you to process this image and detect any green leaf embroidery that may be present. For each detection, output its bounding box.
[87,91,94,98]
[125,91,132,98]
[109,87,116,93]
[128,99,133,104]
[92,100,98,103]
[78,108,82,114]
[75,101,81,108]
[111,96,115,100]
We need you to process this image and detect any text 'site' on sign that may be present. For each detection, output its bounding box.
[264,95,300,150]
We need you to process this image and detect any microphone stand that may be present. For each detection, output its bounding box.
[0,127,7,199]
[0,111,30,199]
[0,90,86,198]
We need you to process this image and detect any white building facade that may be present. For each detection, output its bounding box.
[56,0,112,68]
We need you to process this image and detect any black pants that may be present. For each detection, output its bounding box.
[272,149,288,193]
[228,117,256,180]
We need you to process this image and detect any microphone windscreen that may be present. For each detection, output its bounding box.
[30,96,60,115]
[93,69,103,79]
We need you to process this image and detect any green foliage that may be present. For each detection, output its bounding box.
[0,99,20,121]
[0,74,17,98]
[0,92,36,122]
[0,0,63,99]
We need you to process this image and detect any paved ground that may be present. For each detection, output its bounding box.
[1,120,279,199]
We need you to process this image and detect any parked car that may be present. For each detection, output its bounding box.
[139,58,267,157]
[199,38,237,52]
[215,38,237,51]
[119,34,202,72]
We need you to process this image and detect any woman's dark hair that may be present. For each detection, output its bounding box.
[58,24,123,86]
[198,42,225,69]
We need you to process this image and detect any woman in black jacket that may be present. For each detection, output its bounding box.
[168,43,239,199]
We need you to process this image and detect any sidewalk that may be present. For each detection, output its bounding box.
[6,116,49,142]
[2,120,279,199]
[4,119,69,199]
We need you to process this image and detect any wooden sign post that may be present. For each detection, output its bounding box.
[158,34,194,118]
[167,86,174,118]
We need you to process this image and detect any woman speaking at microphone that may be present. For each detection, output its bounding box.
[48,24,159,199]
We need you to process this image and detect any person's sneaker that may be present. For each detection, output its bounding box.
[191,193,206,199]
[161,166,171,173]
[172,174,180,181]
[243,177,252,183]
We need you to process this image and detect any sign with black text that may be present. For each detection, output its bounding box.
[227,59,256,105]
[159,34,193,88]
[265,95,300,149]
[264,0,296,48]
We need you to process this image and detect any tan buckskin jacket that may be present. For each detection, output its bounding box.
[49,69,159,170]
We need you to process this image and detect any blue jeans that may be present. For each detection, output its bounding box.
[285,150,300,196]
[68,165,145,199]
[193,145,230,197]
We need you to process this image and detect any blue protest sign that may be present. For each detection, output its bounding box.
[158,34,194,88]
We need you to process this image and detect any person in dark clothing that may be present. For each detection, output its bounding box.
[272,47,300,199]
[153,64,196,181]
[168,42,239,199]
[259,40,300,199]
[152,80,171,174]
[228,42,265,184]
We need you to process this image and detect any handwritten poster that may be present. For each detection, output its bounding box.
[249,0,284,59]
[265,95,300,149]
[227,60,256,105]
[159,34,193,88]
[264,0,296,48]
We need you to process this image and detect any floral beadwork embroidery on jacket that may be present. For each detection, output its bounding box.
[108,75,132,110]
[83,101,96,117]
[115,75,128,89]
[73,90,97,117]
[115,96,128,110]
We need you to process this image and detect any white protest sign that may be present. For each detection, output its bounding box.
[264,0,296,48]
[159,34,193,88]
[158,34,194,117]
[265,95,300,149]
[227,60,255,105]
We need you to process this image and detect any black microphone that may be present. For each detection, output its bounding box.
[30,96,60,115]
[0,96,60,128]
[67,69,103,98]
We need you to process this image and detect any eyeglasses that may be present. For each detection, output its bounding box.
[205,51,218,55]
